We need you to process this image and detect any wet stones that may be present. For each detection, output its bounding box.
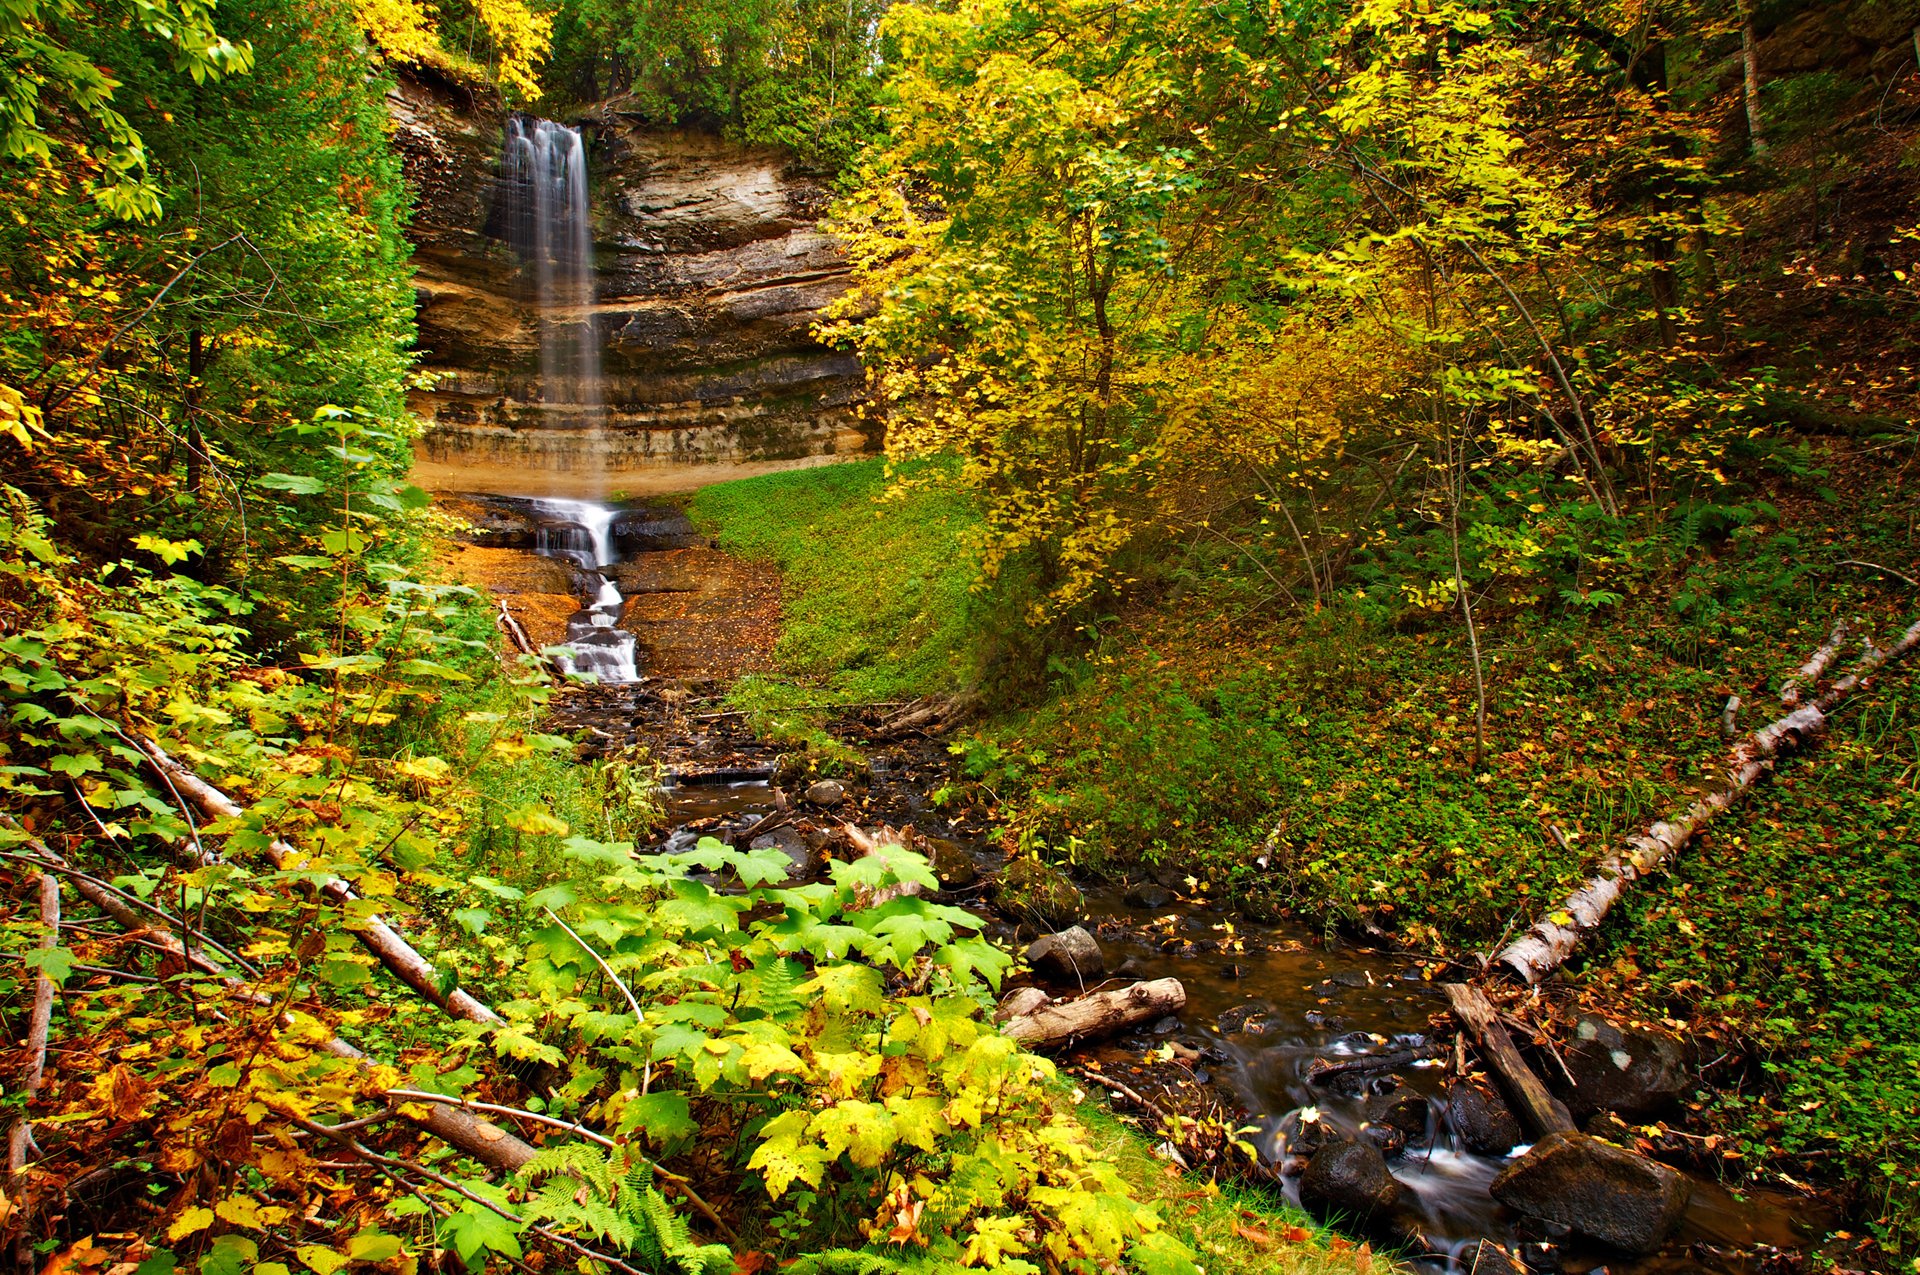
[1460,1242,1529,1275]
[1448,1080,1523,1156]
[1559,1015,1690,1120]
[1125,882,1173,910]
[803,778,847,808]
[989,857,1085,928]
[1491,1131,1691,1254]
[926,838,979,888]
[1369,1091,1430,1141]
[1301,1140,1403,1219]
[1026,926,1106,985]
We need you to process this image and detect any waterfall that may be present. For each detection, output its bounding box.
[500,117,602,427]
[526,497,638,684]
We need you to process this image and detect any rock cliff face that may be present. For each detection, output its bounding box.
[388,68,874,495]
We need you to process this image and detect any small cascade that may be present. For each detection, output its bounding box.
[524,497,637,684]
[499,117,602,427]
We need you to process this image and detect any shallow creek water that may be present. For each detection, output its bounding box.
[490,493,1824,1275]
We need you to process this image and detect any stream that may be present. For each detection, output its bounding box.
[472,492,1827,1275]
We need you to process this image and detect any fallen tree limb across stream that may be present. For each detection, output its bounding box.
[1002,978,1187,1049]
[1496,615,1920,983]
[1443,983,1574,1138]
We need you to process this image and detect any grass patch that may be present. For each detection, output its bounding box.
[687,457,982,704]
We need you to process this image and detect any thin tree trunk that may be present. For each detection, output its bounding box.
[7,870,59,1245]
[1497,616,1920,981]
[1740,0,1768,157]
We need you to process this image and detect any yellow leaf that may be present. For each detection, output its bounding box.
[216,1195,265,1230]
[167,1207,215,1241]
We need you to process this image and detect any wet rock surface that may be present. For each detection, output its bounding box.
[1449,1080,1523,1156]
[990,857,1086,928]
[1302,1140,1403,1218]
[1027,926,1107,985]
[1492,1132,1692,1254]
[1558,1015,1691,1120]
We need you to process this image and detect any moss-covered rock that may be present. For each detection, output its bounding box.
[990,856,1085,928]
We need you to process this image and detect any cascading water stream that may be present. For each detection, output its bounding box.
[500,117,602,428]
[527,497,638,684]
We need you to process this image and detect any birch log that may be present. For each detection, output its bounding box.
[7,872,59,1186]
[1497,616,1920,982]
[3,820,536,1172]
[1002,978,1186,1049]
[139,739,503,1026]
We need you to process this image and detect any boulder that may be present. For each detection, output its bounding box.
[1124,882,1173,910]
[804,779,847,808]
[1461,1242,1528,1275]
[1369,1091,1430,1140]
[1277,1108,1348,1158]
[989,857,1085,927]
[1300,1140,1403,1219]
[1447,1080,1522,1156]
[1490,1131,1691,1254]
[1026,926,1106,984]
[1560,1015,1690,1119]
[926,838,979,888]
[749,828,811,880]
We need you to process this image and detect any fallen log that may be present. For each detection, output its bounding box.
[497,600,567,679]
[1002,977,1186,1049]
[1,818,536,1172]
[1443,983,1573,1139]
[139,739,504,1027]
[1306,1043,1448,1087]
[1496,616,1920,982]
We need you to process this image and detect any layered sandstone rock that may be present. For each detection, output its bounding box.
[388,69,873,494]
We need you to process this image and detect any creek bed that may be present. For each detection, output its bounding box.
[464,491,1828,1275]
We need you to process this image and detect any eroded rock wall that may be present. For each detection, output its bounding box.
[388,68,873,495]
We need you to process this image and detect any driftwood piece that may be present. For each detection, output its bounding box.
[1002,977,1186,1049]
[1497,616,1920,982]
[1306,1043,1448,1086]
[1444,983,1574,1138]
[7,871,59,1192]
[3,820,536,1172]
[140,739,503,1027]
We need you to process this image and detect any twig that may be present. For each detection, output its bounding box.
[1837,558,1920,590]
[541,907,644,1024]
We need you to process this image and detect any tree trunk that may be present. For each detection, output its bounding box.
[1001,978,1186,1049]
[186,327,207,497]
[1740,0,1768,157]
[1497,617,1920,982]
